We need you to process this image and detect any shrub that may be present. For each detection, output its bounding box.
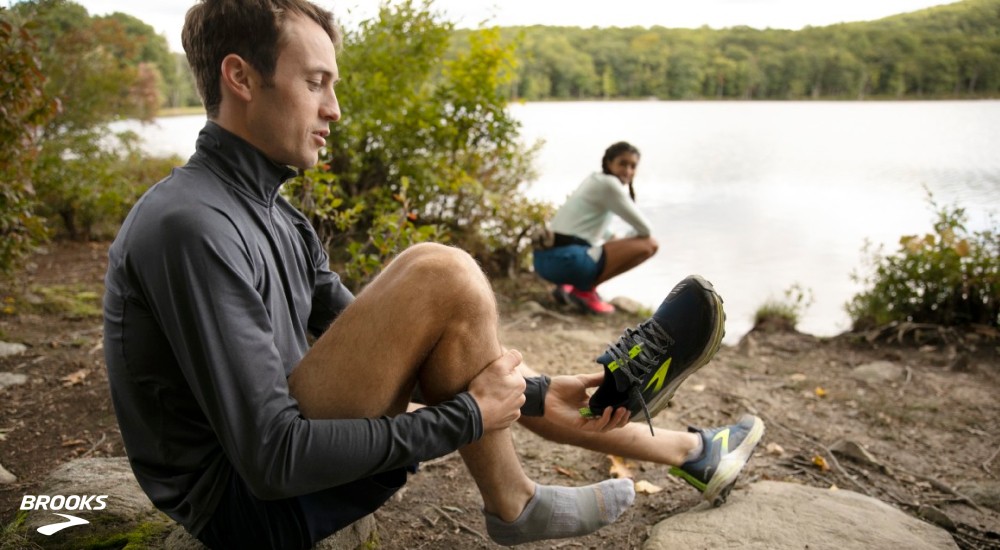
[847,193,999,330]
[285,1,549,288]
[0,14,57,276]
[753,283,814,332]
[33,129,181,240]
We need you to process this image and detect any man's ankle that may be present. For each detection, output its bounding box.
[483,481,536,523]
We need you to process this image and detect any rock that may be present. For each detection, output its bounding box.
[521,300,547,314]
[20,457,172,550]
[955,481,1000,513]
[13,457,378,549]
[0,461,16,484]
[609,296,645,315]
[850,360,905,384]
[918,505,956,532]
[644,481,958,550]
[0,341,27,358]
[830,439,889,473]
[0,372,29,389]
[737,333,758,357]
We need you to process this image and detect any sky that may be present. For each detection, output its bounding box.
[72,0,958,53]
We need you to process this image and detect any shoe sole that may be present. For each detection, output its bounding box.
[567,293,615,315]
[704,415,765,506]
[629,275,726,422]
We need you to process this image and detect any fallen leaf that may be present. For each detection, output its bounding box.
[60,369,88,387]
[61,438,87,447]
[812,455,830,472]
[765,442,785,456]
[554,466,579,479]
[635,480,662,494]
[815,386,827,398]
[607,455,634,479]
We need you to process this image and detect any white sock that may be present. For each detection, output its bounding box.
[484,479,635,546]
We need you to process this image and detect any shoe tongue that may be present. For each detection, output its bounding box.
[596,351,640,392]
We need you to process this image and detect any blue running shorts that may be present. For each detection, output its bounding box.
[533,244,607,290]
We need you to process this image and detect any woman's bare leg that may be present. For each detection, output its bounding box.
[596,236,658,286]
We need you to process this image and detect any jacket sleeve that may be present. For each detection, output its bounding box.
[131,207,482,500]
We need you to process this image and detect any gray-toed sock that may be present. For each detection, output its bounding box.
[484,479,635,546]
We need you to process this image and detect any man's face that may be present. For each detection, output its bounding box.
[247,15,340,170]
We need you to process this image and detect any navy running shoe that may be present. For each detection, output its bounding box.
[669,414,765,506]
[580,275,726,433]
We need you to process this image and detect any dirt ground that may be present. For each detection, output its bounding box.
[1,241,998,549]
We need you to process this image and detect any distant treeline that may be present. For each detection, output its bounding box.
[450,0,1000,100]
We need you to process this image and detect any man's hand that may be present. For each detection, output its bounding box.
[545,372,630,432]
[468,349,526,433]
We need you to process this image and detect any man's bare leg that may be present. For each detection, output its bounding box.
[288,244,634,543]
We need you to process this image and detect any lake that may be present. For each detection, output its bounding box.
[115,101,1000,343]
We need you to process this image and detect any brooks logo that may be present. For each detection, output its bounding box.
[20,494,107,536]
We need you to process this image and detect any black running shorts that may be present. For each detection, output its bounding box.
[196,467,407,549]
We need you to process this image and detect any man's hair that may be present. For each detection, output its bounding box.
[182,0,341,118]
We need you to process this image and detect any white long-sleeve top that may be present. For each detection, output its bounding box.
[549,172,652,245]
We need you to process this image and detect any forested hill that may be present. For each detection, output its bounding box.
[450,0,1000,101]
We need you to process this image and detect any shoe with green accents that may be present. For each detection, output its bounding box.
[670,414,765,506]
[580,275,726,434]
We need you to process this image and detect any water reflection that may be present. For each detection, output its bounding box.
[115,101,1000,343]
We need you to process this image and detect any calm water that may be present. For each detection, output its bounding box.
[116,101,1000,343]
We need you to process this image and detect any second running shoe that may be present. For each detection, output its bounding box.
[670,414,765,506]
[580,275,726,433]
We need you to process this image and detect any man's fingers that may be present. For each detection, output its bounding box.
[577,371,605,388]
[499,349,523,372]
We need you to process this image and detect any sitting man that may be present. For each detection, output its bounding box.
[103,1,763,548]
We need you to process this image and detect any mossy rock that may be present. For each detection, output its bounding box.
[11,457,379,549]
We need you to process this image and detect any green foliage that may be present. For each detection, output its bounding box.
[28,284,103,318]
[286,1,549,287]
[0,11,58,277]
[6,0,181,242]
[753,283,814,332]
[847,193,1000,330]
[453,0,1000,101]
[33,129,181,240]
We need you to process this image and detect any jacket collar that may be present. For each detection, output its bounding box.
[192,121,298,204]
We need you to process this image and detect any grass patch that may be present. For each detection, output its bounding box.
[1,512,40,550]
[752,283,813,332]
[27,285,103,318]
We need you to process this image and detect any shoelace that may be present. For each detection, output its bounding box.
[603,319,675,435]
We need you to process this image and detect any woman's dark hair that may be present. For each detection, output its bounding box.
[601,141,640,202]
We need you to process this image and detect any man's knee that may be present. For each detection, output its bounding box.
[395,243,488,293]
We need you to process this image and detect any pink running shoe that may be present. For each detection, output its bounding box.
[569,288,615,315]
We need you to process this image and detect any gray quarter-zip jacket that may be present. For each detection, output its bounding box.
[103,122,483,535]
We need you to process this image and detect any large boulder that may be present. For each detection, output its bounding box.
[645,481,958,550]
[10,457,377,549]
